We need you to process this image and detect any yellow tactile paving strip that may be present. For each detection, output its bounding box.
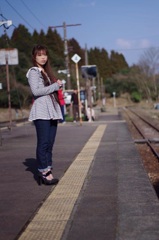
[18,125,106,240]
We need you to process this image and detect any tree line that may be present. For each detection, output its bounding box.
[0,24,159,109]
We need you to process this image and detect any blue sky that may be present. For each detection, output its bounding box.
[0,0,159,66]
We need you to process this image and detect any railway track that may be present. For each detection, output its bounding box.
[0,118,28,129]
[122,107,159,197]
[0,118,28,146]
[123,107,159,159]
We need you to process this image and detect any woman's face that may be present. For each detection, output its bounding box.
[35,50,48,67]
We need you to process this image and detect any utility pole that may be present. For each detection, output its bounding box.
[0,19,13,129]
[84,44,92,107]
[50,22,81,89]
[5,53,12,129]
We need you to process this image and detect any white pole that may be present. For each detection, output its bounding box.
[75,62,82,125]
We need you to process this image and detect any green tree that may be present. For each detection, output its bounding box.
[0,32,11,48]
[11,24,32,55]
[46,29,65,69]
[68,38,85,66]
[0,23,132,108]
[32,30,40,45]
[110,50,128,74]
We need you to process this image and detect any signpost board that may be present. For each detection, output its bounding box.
[81,65,97,79]
[71,54,81,64]
[0,48,19,129]
[0,48,18,65]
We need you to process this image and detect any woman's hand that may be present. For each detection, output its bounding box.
[57,79,62,87]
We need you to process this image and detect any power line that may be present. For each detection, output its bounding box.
[20,0,46,29]
[0,4,16,28]
[5,0,34,30]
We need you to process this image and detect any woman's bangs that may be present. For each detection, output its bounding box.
[32,45,48,56]
[37,49,47,56]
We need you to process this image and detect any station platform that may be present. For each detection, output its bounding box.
[1,108,159,240]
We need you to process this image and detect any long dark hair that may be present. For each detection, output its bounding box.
[32,45,57,85]
[32,45,59,103]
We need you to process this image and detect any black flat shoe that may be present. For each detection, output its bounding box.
[38,171,59,186]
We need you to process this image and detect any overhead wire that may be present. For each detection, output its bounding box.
[20,0,46,29]
[5,0,35,31]
[2,1,159,54]
[5,0,47,32]
[0,2,29,116]
[0,11,11,47]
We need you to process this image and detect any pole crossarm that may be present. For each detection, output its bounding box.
[50,23,81,29]
[49,22,81,89]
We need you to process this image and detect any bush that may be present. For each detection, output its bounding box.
[131,92,141,102]
[0,91,8,107]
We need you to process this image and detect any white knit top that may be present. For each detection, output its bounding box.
[26,67,63,121]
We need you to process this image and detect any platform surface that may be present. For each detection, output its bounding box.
[1,108,159,240]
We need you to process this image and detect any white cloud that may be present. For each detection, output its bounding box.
[116,38,132,49]
[139,39,150,48]
[116,38,151,49]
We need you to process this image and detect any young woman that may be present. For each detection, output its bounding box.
[26,45,63,185]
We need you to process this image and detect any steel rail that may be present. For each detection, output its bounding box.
[128,107,159,132]
[123,107,159,159]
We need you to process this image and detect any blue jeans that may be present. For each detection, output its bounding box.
[34,119,58,172]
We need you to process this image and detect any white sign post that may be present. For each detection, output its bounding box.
[71,54,82,125]
[0,48,19,129]
[113,92,116,107]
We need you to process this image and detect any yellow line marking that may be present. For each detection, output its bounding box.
[18,125,106,240]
